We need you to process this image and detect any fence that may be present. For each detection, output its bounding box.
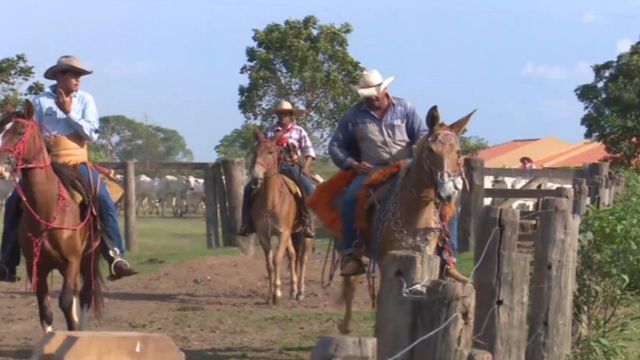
[371,159,624,360]
[98,159,248,252]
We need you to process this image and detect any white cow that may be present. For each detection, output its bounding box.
[184,176,206,215]
[157,175,191,217]
[135,175,161,216]
[0,179,15,215]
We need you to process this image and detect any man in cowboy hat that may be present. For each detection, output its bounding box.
[0,55,136,282]
[237,100,317,238]
[328,69,428,276]
[520,156,536,170]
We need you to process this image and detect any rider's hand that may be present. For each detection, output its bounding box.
[351,161,373,175]
[56,88,73,115]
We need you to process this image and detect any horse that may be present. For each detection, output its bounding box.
[0,102,103,332]
[331,106,474,334]
[250,128,313,304]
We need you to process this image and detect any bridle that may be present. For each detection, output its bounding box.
[418,129,467,199]
[253,140,283,179]
[0,117,52,171]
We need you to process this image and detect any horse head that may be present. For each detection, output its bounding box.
[251,128,283,186]
[0,100,49,180]
[413,106,475,203]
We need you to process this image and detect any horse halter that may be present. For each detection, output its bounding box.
[422,129,465,201]
[0,117,51,172]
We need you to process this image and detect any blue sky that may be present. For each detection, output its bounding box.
[3,0,639,161]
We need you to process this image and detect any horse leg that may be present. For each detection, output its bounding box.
[35,271,54,334]
[60,262,80,331]
[285,237,298,300]
[260,239,275,305]
[338,275,357,334]
[295,236,313,301]
[272,232,290,304]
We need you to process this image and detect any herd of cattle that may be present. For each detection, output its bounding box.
[0,175,207,217]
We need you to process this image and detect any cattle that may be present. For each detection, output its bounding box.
[135,175,161,216]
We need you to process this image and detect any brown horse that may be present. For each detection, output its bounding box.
[336,106,474,334]
[0,102,103,332]
[250,129,313,304]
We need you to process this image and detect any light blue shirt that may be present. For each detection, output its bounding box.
[32,85,99,142]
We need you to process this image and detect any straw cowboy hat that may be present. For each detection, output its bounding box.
[44,55,93,80]
[520,156,534,163]
[353,69,395,98]
[271,100,306,116]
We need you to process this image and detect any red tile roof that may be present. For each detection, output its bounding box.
[477,139,538,161]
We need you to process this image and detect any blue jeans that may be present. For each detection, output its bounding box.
[0,164,125,268]
[448,207,459,255]
[341,174,369,254]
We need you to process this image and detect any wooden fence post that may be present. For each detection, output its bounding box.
[213,162,231,247]
[204,164,220,248]
[220,158,246,248]
[584,162,609,209]
[376,251,475,360]
[459,157,485,252]
[474,206,531,359]
[124,161,137,252]
[527,194,580,360]
[572,178,589,216]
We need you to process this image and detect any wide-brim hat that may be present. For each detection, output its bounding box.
[520,156,533,163]
[44,55,93,80]
[271,100,306,116]
[353,69,395,98]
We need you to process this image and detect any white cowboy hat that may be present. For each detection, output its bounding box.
[270,100,306,116]
[44,55,93,80]
[353,69,395,98]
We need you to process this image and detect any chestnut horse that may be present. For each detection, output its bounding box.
[336,106,474,334]
[0,102,103,332]
[250,129,313,304]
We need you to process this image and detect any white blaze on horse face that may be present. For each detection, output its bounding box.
[0,121,14,148]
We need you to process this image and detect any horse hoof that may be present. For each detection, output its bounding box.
[337,321,351,335]
[296,293,305,301]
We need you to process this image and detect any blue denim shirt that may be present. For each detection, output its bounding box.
[328,96,427,170]
[33,85,100,142]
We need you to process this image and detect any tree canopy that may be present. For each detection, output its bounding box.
[96,115,193,162]
[460,135,489,156]
[0,54,44,108]
[238,15,363,148]
[575,38,640,167]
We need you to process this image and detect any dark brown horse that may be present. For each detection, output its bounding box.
[0,102,103,332]
[337,106,474,333]
[250,129,313,304]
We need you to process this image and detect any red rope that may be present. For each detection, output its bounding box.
[0,118,96,290]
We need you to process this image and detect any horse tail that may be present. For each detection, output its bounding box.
[80,231,104,321]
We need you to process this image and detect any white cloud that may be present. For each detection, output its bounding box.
[521,61,592,81]
[616,38,633,53]
[582,11,599,24]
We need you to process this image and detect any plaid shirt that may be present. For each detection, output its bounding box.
[264,123,316,162]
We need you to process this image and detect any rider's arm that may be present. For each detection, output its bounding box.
[298,127,316,160]
[64,92,99,142]
[405,102,428,145]
[328,115,357,170]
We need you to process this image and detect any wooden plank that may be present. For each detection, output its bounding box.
[123,161,137,252]
[474,206,531,359]
[213,162,231,247]
[496,177,547,208]
[527,196,580,360]
[483,168,582,179]
[484,188,568,199]
[203,164,219,248]
[458,157,484,252]
[97,162,212,171]
[220,158,247,249]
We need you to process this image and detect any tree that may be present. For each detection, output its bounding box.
[238,15,363,149]
[97,115,193,162]
[214,123,255,160]
[461,135,489,156]
[575,38,640,167]
[0,54,44,109]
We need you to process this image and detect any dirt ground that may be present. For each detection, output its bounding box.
[0,250,374,359]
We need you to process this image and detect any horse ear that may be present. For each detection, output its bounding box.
[449,109,476,135]
[272,130,284,145]
[426,106,440,132]
[24,100,35,120]
[253,127,264,142]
